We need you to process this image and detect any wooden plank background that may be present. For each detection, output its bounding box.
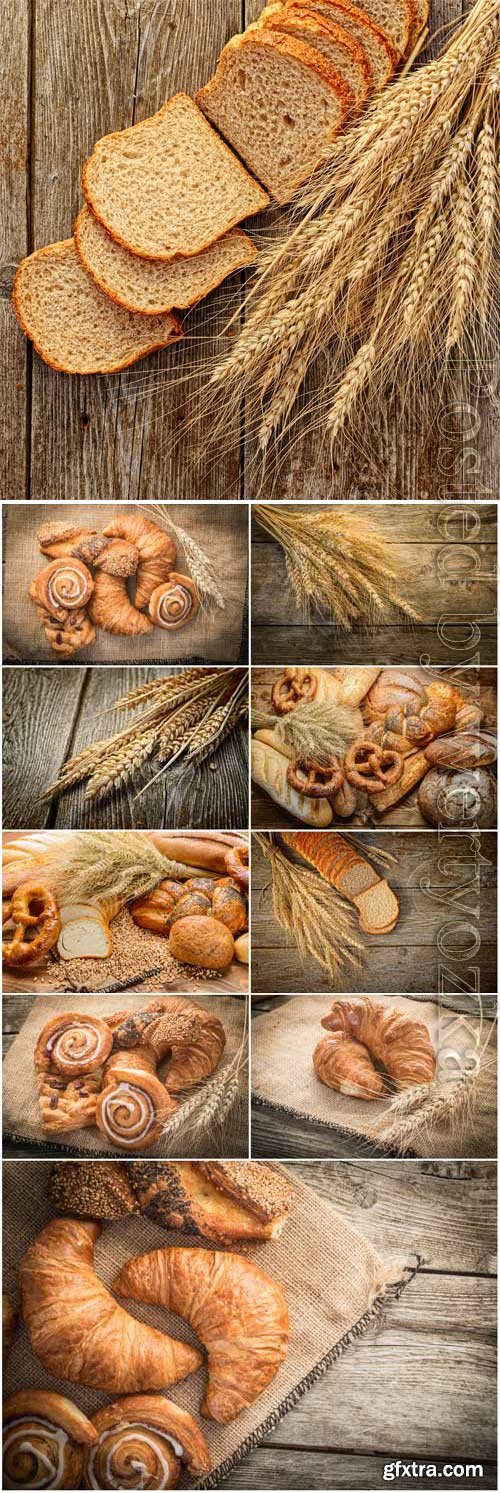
[251,666,497,829]
[251,830,497,995]
[251,503,498,664]
[2,665,249,829]
[1,2,499,500]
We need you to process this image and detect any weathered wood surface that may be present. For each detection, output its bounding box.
[2,3,498,500]
[2,992,248,1157]
[251,831,497,994]
[251,666,497,829]
[251,504,498,664]
[3,666,249,828]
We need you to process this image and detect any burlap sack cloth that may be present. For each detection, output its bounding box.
[3,503,248,664]
[2,1160,413,1489]
[252,995,497,1159]
[2,992,246,1159]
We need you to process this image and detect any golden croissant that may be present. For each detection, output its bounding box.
[89,572,153,636]
[313,1033,387,1099]
[317,998,436,1097]
[20,1218,201,1393]
[114,1245,290,1422]
[103,514,177,610]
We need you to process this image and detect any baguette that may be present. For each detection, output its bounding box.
[372,749,429,812]
[252,738,333,825]
[147,834,233,875]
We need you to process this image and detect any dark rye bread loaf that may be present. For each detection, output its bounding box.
[197,30,351,203]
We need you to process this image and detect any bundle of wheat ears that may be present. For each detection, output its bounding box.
[40,668,248,805]
[203,0,499,474]
[255,505,419,627]
[254,831,365,982]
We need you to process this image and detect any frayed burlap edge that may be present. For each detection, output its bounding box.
[251,1093,415,1159]
[196,1259,422,1489]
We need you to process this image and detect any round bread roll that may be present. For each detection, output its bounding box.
[169,915,235,971]
[418,766,496,828]
[234,932,249,964]
[364,669,426,721]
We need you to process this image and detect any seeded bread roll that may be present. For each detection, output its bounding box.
[82,94,269,262]
[48,1161,140,1220]
[75,205,258,315]
[12,240,182,374]
[199,1162,295,1227]
[169,915,235,971]
[197,31,350,203]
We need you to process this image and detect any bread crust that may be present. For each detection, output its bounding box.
[12,239,183,374]
[74,207,258,316]
[82,94,269,263]
[260,7,371,104]
[296,0,398,78]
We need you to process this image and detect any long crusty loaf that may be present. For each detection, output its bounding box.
[252,735,334,826]
[13,239,182,374]
[75,205,258,315]
[257,5,371,110]
[197,31,350,203]
[82,94,269,262]
[266,0,397,88]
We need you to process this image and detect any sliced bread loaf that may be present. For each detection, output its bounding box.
[354,0,412,54]
[75,205,258,315]
[197,31,350,203]
[82,93,269,262]
[12,239,182,374]
[288,0,397,86]
[258,7,371,111]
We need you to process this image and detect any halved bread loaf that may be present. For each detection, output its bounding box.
[75,205,258,315]
[12,239,182,374]
[258,6,371,111]
[292,0,397,86]
[82,94,269,262]
[197,31,350,203]
[128,1161,288,1243]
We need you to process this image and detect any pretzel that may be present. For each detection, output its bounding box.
[2,881,61,966]
[287,755,343,800]
[345,741,404,795]
[271,668,318,715]
[224,844,249,892]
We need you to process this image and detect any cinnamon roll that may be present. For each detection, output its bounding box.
[30,559,94,622]
[96,1055,177,1153]
[35,1013,113,1078]
[148,574,200,631]
[84,1395,211,1488]
[3,1390,97,1490]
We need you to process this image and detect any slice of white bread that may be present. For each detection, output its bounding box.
[12,239,182,374]
[197,31,350,203]
[408,0,429,50]
[355,0,412,54]
[287,0,397,86]
[258,6,371,111]
[75,205,258,315]
[82,94,269,262]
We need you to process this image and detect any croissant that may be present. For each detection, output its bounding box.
[321,999,437,1091]
[149,574,200,630]
[3,1390,97,1490]
[313,1033,386,1099]
[114,1246,290,1422]
[20,1218,201,1393]
[96,1051,178,1152]
[83,1394,211,1489]
[103,514,177,610]
[37,521,108,566]
[89,572,153,636]
[30,558,94,621]
[145,997,227,1091]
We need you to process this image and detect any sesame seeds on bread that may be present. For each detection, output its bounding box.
[199,1162,296,1230]
[74,205,258,316]
[82,94,269,262]
[197,30,351,203]
[12,239,182,374]
[128,1162,287,1244]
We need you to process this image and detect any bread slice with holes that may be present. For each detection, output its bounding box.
[356,0,413,54]
[197,31,350,203]
[12,239,182,374]
[75,205,258,315]
[258,5,371,111]
[289,0,397,86]
[82,94,269,263]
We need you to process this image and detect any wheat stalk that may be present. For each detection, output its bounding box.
[84,729,159,801]
[254,506,420,628]
[446,170,476,349]
[143,504,226,613]
[475,103,498,322]
[254,832,364,983]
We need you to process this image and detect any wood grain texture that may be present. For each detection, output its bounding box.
[251,830,497,994]
[3,3,499,498]
[251,666,497,829]
[251,503,498,664]
[2,665,249,829]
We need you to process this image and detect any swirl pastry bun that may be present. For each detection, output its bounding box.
[29,558,94,621]
[96,1053,178,1153]
[35,1012,113,1077]
[83,1394,211,1488]
[148,573,200,630]
[3,1390,97,1490]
